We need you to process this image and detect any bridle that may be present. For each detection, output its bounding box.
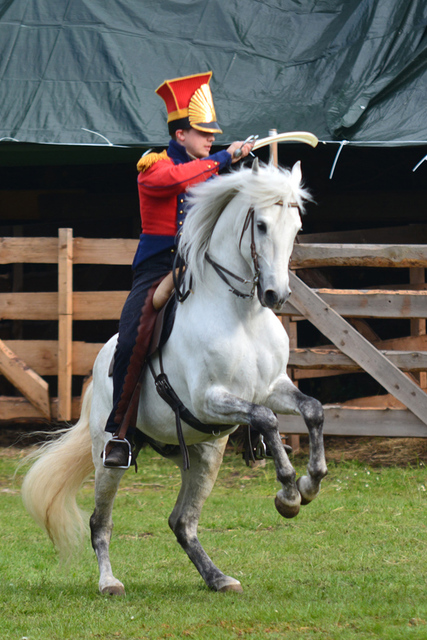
[205,206,260,300]
[205,201,300,301]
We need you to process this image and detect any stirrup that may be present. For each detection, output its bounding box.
[102,437,132,469]
[255,435,292,460]
[255,434,271,460]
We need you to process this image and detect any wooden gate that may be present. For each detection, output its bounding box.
[279,242,427,438]
[1,229,427,438]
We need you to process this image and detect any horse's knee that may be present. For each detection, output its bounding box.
[249,405,278,434]
[297,393,324,427]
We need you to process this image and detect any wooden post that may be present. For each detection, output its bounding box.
[269,129,300,450]
[281,316,300,452]
[410,267,426,388]
[269,128,278,167]
[57,228,73,421]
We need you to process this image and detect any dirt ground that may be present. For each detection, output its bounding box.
[296,434,427,467]
[0,423,426,467]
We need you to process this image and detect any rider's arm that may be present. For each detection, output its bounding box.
[138,150,232,198]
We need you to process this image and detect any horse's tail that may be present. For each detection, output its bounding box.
[21,381,95,560]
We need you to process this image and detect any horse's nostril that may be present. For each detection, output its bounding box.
[264,289,278,308]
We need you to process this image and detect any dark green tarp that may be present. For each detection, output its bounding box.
[1,0,426,147]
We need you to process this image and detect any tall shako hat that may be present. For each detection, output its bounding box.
[156,71,222,135]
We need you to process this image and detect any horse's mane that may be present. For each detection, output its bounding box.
[179,161,310,283]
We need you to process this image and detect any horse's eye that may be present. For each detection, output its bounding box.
[257,221,267,234]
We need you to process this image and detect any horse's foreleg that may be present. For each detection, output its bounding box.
[90,464,127,595]
[168,438,242,592]
[267,375,328,505]
[203,389,302,519]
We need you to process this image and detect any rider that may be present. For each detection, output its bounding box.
[104,71,255,466]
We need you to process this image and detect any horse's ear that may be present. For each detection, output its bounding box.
[291,161,302,184]
[252,157,259,173]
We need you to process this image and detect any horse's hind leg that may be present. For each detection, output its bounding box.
[168,437,243,593]
[90,464,127,595]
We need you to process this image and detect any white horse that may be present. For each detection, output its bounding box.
[22,159,327,595]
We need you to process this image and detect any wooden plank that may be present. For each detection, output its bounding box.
[341,390,427,410]
[281,289,427,319]
[0,292,58,320]
[288,348,427,372]
[291,243,427,269]
[0,236,137,266]
[2,340,57,374]
[2,397,427,435]
[73,237,138,265]
[288,272,427,425]
[4,237,426,270]
[0,291,127,320]
[0,339,50,419]
[300,223,427,245]
[73,291,128,320]
[57,229,73,421]
[293,335,427,380]
[1,340,103,376]
[0,237,58,264]
[73,342,103,374]
[293,368,345,380]
[0,396,82,422]
[278,407,427,438]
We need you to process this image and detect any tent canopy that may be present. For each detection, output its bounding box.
[1,0,427,147]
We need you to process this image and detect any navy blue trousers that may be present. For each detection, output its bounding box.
[105,249,175,433]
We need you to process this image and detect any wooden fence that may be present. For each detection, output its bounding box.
[1,229,427,438]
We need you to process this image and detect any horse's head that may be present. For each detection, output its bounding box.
[180,159,308,308]
[238,160,305,311]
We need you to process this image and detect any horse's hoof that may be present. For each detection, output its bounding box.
[296,476,319,505]
[299,493,311,506]
[213,577,243,593]
[100,583,125,596]
[218,582,244,593]
[275,494,300,519]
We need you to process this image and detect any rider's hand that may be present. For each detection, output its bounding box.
[226,140,255,164]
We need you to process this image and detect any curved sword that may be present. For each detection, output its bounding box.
[253,131,318,150]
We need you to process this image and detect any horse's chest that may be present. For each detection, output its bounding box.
[208,323,287,384]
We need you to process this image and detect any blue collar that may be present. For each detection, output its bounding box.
[167,139,192,165]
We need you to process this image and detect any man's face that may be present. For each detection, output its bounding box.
[176,128,215,158]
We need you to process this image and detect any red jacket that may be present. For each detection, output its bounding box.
[132,140,232,267]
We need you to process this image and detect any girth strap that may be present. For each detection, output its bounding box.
[148,352,232,471]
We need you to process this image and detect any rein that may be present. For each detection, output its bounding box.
[205,206,261,300]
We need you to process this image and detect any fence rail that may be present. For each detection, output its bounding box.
[0,229,426,437]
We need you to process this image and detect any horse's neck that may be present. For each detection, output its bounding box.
[188,202,260,321]
[207,200,252,283]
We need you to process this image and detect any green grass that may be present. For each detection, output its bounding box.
[0,444,426,639]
